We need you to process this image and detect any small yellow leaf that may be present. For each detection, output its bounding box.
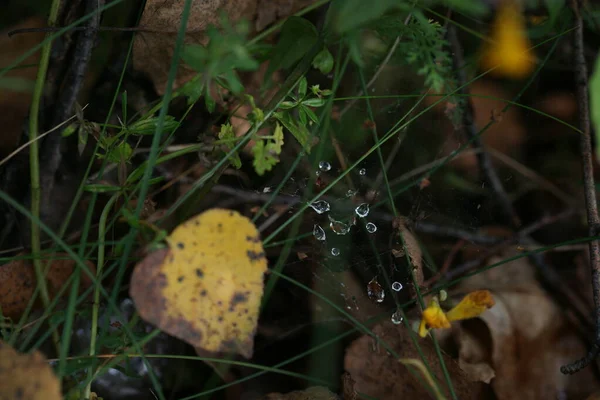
[130,209,268,358]
[419,291,494,338]
[479,0,535,79]
[445,290,495,322]
[418,297,450,338]
[0,340,62,400]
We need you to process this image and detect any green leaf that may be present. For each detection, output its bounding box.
[590,55,600,162]
[266,17,319,79]
[83,184,122,193]
[218,123,242,169]
[304,106,319,124]
[205,92,216,113]
[100,141,132,163]
[274,111,312,153]
[298,77,308,98]
[445,0,489,16]
[179,78,204,106]
[181,44,208,71]
[252,140,278,175]
[272,123,284,154]
[298,107,307,126]
[61,123,79,137]
[312,47,334,74]
[128,116,180,135]
[302,98,326,107]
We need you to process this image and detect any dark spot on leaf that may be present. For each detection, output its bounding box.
[233,322,237,327]
[229,211,234,216]
[247,250,265,262]
[244,308,249,314]
[177,242,185,249]
[195,220,200,226]
[200,290,207,297]
[195,268,204,278]
[246,235,261,243]
[178,276,185,283]
[231,292,248,307]
[217,223,223,231]
[217,300,223,306]
[218,316,224,322]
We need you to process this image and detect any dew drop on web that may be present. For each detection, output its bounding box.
[391,281,403,292]
[309,200,330,214]
[366,222,377,233]
[367,277,385,303]
[329,216,351,235]
[359,168,367,176]
[313,224,326,241]
[331,247,340,256]
[391,309,403,325]
[318,161,331,172]
[355,203,370,218]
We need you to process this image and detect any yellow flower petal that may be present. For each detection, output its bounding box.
[480,0,535,79]
[418,297,450,337]
[445,290,495,322]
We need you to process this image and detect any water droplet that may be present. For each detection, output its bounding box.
[331,247,340,256]
[315,170,321,176]
[309,200,330,214]
[359,168,367,176]
[391,282,403,292]
[318,161,331,172]
[367,277,385,303]
[346,189,358,197]
[329,216,351,235]
[391,309,403,325]
[355,203,370,218]
[366,222,377,233]
[313,224,326,241]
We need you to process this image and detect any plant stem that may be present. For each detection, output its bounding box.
[28,0,62,351]
[85,193,119,399]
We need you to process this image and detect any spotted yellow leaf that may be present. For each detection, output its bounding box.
[130,209,268,358]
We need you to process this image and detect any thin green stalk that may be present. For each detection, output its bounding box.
[28,0,62,351]
[85,193,119,399]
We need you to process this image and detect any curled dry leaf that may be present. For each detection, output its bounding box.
[0,340,61,400]
[0,254,96,320]
[446,249,600,399]
[344,321,488,400]
[130,208,268,358]
[133,0,316,95]
[392,216,423,287]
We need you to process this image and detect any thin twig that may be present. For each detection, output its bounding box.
[561,0,600,375]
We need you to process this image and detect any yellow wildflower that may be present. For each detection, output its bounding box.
[479,0,536,79]
[419,290,495,337]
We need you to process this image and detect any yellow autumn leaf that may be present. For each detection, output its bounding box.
[479,0,535,79]
[418,297,450,338]
[419,290,494,338]
[0,340,62,400]
[130,209,268,358]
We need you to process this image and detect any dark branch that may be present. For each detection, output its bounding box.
[561,0,600,375]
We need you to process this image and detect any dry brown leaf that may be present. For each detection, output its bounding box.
[0,254,96,320]
[0,17,45,158]
[0,340,61,400]
[263,386,339,400]
[446,249,600,399]
[344,321,488,400]
[393,216,423,287]
[133,0,315,95]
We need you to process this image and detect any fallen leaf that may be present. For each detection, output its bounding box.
[344,321,488,399]
[133,0,316,95]
[0,340,61,400]
[341,371,357,400]
[0,254,96,320]
[445,249,600,399]
[263,386,339,400]
[392,216,423,286]
[130,208,268,358]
